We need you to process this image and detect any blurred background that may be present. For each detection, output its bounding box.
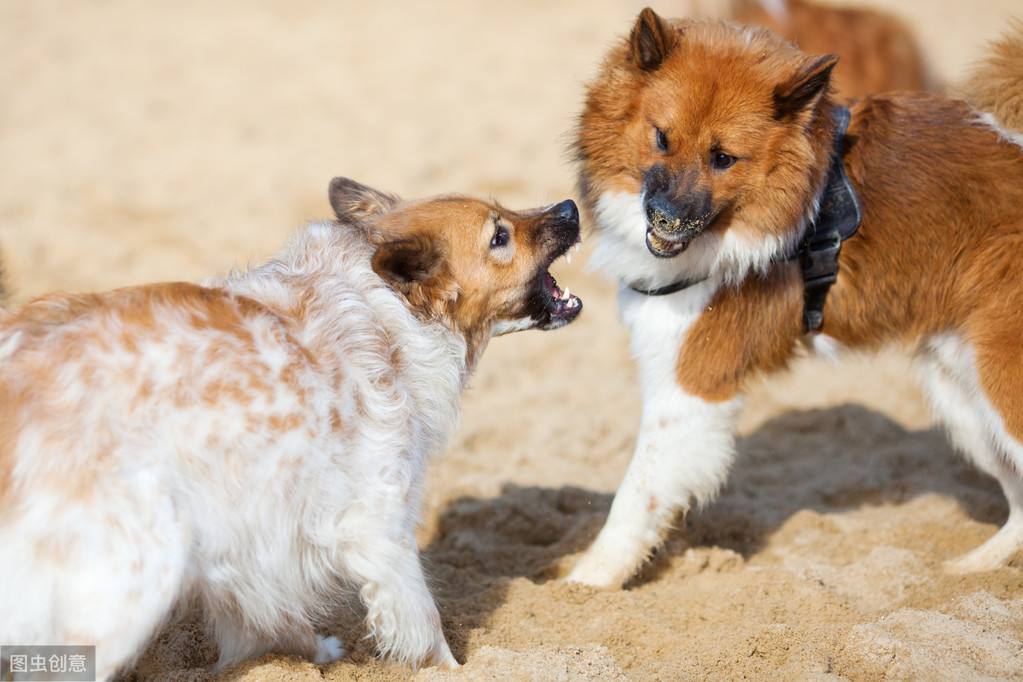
[3,1,1022,679]
[2,0,1016,298]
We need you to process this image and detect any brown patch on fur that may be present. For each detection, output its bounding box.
[4,293,107,350]
[732,0,930,99]
[8,283,275,357]
[130,380,155,412]
[329,407,343,434]
[202,379,251,407]
[268,413,304,434]
[278,358,312,404]
[0,281,310,470]
[352,390,370,425]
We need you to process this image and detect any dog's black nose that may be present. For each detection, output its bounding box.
[550,199,579,225]
[645,195,681,230]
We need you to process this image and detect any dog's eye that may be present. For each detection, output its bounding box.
[655,127,669,153]
[490,224,510,249]
[711,151,737,170]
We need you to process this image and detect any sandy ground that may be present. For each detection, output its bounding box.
[3,1,1023,679]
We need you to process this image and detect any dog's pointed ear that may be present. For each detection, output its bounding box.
[329,177,399,224]
[630,8,677,71]
[774,54,839,119]
[371,235,441,290]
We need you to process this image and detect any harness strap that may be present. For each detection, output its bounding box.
[797,106,862,332]
[628,275,706,296]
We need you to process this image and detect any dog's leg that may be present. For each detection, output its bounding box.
[47,500,188,680]
[207,610,343,670]
[919,335,1023,572]
[204,576,343,670]
[567,370,741,588]
[343,534,457,669]
[947,471,1023,573]
[61,557,183,681]
[313,634,345,664]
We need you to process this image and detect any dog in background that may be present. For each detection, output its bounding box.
[730,0,930,99]
[567,8,1023,588]
[958,22,1023,136]
[0,179,582,677]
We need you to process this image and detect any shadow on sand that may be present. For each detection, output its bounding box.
[420,403,1005,660]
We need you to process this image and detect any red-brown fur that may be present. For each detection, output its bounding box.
[678,262,803,400]
[677,91,1023,426]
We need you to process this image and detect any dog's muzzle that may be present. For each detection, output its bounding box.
[644,196,705,258]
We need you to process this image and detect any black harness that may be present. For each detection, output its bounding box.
[628,106,862,334]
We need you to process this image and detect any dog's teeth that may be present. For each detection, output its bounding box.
[574,243,582,253]
[563,287,571,300]
[566,251,573,265]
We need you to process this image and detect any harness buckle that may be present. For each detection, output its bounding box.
[800,230,842,283]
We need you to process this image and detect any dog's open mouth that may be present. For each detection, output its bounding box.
[542,269,582,321]
[645,228,690,258]
[645,208,725,259]
[535,242,583,330]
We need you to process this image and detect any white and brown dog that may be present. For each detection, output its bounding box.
[0,178,582,677]
[567,10,1023,588]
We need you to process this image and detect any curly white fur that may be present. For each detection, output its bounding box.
[0,222,465,677]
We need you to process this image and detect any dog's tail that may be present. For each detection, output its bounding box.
[961,22,1023,135]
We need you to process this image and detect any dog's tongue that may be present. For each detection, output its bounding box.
[544,271,563,299]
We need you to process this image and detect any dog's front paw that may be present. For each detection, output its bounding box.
[314,635,344,664]
[564,553,628,589]
[943,526,1023,574]
[424,642,460,670]
[944,551,1003,575]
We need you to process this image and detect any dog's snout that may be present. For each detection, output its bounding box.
[645,195,682,232]
[538,199,580,246]
[549,199,579,226]
[642,164,716,237]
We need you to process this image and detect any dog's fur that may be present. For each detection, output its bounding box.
[568,10,1023,588]
[0,179,581,677]
[731,0,930,99]
[958,21,1023,145]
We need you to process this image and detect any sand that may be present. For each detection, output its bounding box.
[2,1,1022,679]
